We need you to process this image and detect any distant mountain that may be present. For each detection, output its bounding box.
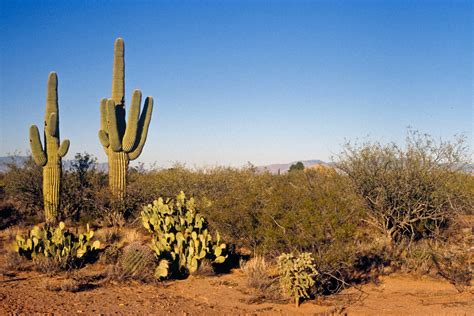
[1,155,473,175]
[0,156,29,172]
[256,159,331,174]
[0,156,108,172]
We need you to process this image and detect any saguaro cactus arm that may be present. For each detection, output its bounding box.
[58,140,70,158]
[98,130,110,148]
[122,90,142,152]
[98,98,110,151]
[106,99,122,152]
[29,125,47,166]
[128,96,153,161]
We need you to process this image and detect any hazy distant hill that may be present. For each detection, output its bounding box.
[0,156,108,172]
[1,156,473,175]
[0,156,29,172]
[256,159,332,174]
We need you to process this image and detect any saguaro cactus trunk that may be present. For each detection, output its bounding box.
[98,38,154,200]
[29,72,70,223]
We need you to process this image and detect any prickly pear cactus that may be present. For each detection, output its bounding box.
[29,72,70,223]
[118,242,156,280]
[14,222,100,269]
[277,252,318,307]
[98,38,153,200]
[141,192,227,278]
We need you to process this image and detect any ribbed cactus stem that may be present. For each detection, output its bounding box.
[108,151,129,200]
[28,72,69,223]
[112,38,125,105]
[98,38,154,201]
[43,161,61,220]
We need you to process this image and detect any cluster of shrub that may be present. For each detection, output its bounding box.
[1,130,472,302]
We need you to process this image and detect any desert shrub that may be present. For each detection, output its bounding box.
[288,161,305,172]
[432,246,472,292]
[277,252,318,307]
[336,131,472,243]
[61,153,107,222]
[60,152,145,226]
[0,200,21,229]
[4,251,29,271]
[241,256,272,290]
[138,166,363,257]
[101,243,123,265]
[33,256,61,275]
[2,156,43,220]
[446,172,474,215]
[191,259,215,277]
[141,192,227,279]
[240,256,282,302]
[43,278,83,292]
[60,279,81,292]
[128,164,364,293]
[14,222,101,269]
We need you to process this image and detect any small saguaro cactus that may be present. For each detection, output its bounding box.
[98,38,153,200]
[29,72,70,223]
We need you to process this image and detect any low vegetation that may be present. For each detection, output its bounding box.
[13,222,101,270]
[1,131,472,306]
[142,192,228,278]
[277,252,318,306]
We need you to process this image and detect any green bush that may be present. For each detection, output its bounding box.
[61,153,107,221]
[336,131,472,243]
[288,161,305,172]
[2,156,43,220]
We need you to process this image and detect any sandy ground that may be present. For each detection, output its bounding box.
[0,233,472,315]
[1,264,472,314]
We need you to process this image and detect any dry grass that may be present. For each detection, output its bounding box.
[60,278,81,292]
[33,257,61,276]
[95,227,123,244]
[121,228,143,245]
[103,210,126,228]
[43,278,81,292]
[4,225,21,243]
[100,243,123,265]
[240,256,282,302]
[241,256,270,289]
[4,251,29,271]
[191,259,215,277]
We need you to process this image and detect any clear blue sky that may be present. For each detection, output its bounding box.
[1,0,472,167]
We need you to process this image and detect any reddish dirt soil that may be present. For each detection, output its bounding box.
[1,233,472,315]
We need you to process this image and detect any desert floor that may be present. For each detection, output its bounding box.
[1,233,472,315]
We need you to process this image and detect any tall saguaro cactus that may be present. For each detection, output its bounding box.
[29,72,70,223]
[98,38,154,200]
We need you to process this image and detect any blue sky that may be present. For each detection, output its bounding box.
[1,0,472,167]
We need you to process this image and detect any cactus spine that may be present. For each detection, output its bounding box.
[99,38,153,199]
[29,72,70,223]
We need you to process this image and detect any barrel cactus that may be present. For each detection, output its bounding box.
[29,72,70,223]
[98,38,153,200]
[141,192,227,278]
[117,242,156,281]
[14,222,100,269]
